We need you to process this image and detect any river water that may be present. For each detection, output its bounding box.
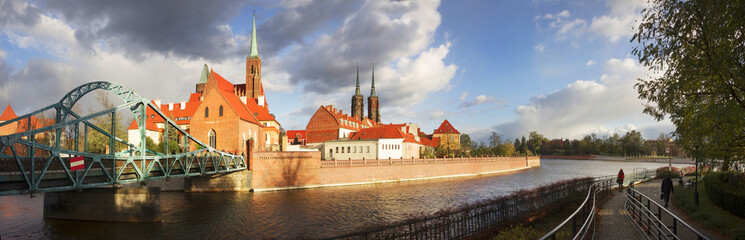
[0,159,691,239]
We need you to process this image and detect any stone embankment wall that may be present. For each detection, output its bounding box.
[249,152,540,191]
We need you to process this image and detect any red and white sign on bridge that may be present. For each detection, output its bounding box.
[70,156,85,171]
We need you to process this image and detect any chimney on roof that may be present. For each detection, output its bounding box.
[340,110,343,115]
[169,103,174,111]
[154,99,161,107]
[181,102,186,110]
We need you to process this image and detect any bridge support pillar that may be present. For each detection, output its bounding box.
[185,170,252,192]
[43,187,161,222]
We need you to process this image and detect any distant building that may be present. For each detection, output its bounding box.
[432,119,460,151]
[321,125,421,160]
[305,105,376,144]
[286,130,307,145]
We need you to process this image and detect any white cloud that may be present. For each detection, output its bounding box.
[494,57,668,139]
[586,60,596,66]
[534,44,545,52]
[0,48,6,59]
[459,92,468,101]
[538,0,648,43]
[459,94,495,109]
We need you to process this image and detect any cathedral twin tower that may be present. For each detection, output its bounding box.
[351,63,380,123]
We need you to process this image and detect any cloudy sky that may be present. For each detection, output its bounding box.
[0,0,673,142]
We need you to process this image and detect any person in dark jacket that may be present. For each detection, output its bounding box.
[617,169,625,192]
[661,175,674,208]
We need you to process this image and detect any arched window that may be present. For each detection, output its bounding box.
[205,107,209,118]
[219,105,223,117]
[208,129,216,148]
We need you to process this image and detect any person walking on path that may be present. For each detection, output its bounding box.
[617,169,625,192]
[661,175,674,208]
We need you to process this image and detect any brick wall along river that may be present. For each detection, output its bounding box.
[0,159,692,239]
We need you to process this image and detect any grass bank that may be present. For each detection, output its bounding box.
[673,183,745,239]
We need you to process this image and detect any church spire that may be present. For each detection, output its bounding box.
[370,63,376,97]
[248,11,259,58]
[355,62,361,96]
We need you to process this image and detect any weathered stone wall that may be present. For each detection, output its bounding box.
[185,170,252,192]
[249,153,540,191]
[250,151,321,189]
[43,187,161,222]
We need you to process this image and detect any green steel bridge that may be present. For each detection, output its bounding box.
[0,82,246,196]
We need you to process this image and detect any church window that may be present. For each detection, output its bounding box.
[208,129,216,148]
[205,107,209,118]
[251,65,254,74]
[219,105,223,116]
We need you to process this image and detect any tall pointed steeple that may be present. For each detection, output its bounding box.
[370,63,376,97]
[246,10,263,100]
[351,61,364,120]
[355,62,361,96]
[248,11,259,58]
[367,62,380,123]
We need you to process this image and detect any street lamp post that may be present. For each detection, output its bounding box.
[694,146,699,205]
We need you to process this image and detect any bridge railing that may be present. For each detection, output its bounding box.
[625,186,710,240]
[0,81,245,196]
[324,177,593,240]
[539,177,614,240]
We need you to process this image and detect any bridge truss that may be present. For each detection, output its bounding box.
[0,82,246,196]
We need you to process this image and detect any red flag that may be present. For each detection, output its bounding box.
[70,156,85,171]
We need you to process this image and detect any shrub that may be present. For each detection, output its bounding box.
[655,166,681,178]
[492,224,540,240]
[705,172,745,218]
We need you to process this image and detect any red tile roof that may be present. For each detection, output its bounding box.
[348,125,406,140]
[0,105,18,121]
[419,136,440,147]
[321,105,375,131]
[287,130,306,139]
[403,133,421,144]
[433,119,460,134]
[245,98,275,122]
[212,71,260,124]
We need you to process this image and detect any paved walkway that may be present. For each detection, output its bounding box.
[597,179,721,240]
[596,189,645,239]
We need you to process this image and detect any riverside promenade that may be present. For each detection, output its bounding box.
[597,179,721,240]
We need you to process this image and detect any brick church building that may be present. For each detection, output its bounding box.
[305,64,381,144]
[126,13,281,155]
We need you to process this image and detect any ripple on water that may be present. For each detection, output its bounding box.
[0,159,691,239]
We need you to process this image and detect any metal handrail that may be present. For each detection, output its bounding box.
[625,186,710,240]
[540,178,613,240]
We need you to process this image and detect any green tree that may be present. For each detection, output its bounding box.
[527,131,548,154]
[87,91,127,154]
[633,0,745,169]
[488,132,502,149]
[495,142,516,157]
[158,120,182,154]
[145,136,160,153]
[460,134,474,152]
[520,136,528,155]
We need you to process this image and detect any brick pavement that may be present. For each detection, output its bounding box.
[596,190,645,239]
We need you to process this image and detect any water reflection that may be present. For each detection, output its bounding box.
[0,159,690,239]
